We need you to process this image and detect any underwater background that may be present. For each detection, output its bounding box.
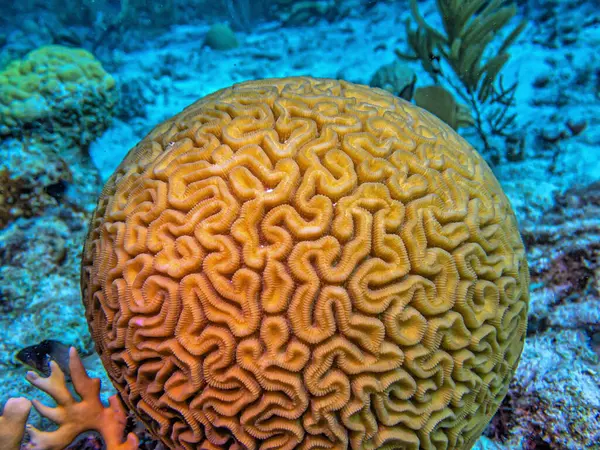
[0,0,599,449]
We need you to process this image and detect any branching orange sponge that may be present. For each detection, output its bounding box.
[81,77,530,450]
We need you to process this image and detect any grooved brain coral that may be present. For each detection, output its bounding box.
[81,77,530,450]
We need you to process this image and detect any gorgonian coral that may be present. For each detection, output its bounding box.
[81,77,530,450]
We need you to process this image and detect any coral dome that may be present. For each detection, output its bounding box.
[81,77,530,450]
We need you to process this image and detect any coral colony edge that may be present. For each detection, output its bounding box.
[3,77,530,450]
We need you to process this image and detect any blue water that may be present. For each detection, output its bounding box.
[0,1,599,449]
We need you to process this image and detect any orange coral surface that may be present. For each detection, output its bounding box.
[81,77,530,450]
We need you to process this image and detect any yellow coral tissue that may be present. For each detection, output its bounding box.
[81,77,530,450]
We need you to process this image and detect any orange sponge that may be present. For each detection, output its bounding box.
[81,77,529,450]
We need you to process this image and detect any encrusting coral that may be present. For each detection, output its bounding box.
[369,60,417,101]
[414,85,475,131]
[80,77,530,450]
[0,45,116,139]
[0,347,138,450]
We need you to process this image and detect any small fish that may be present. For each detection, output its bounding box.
[15,339,72,379]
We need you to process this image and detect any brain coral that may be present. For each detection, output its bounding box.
[81,77,529,450]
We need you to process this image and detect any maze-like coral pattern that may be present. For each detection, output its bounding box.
[81,77,529,450]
